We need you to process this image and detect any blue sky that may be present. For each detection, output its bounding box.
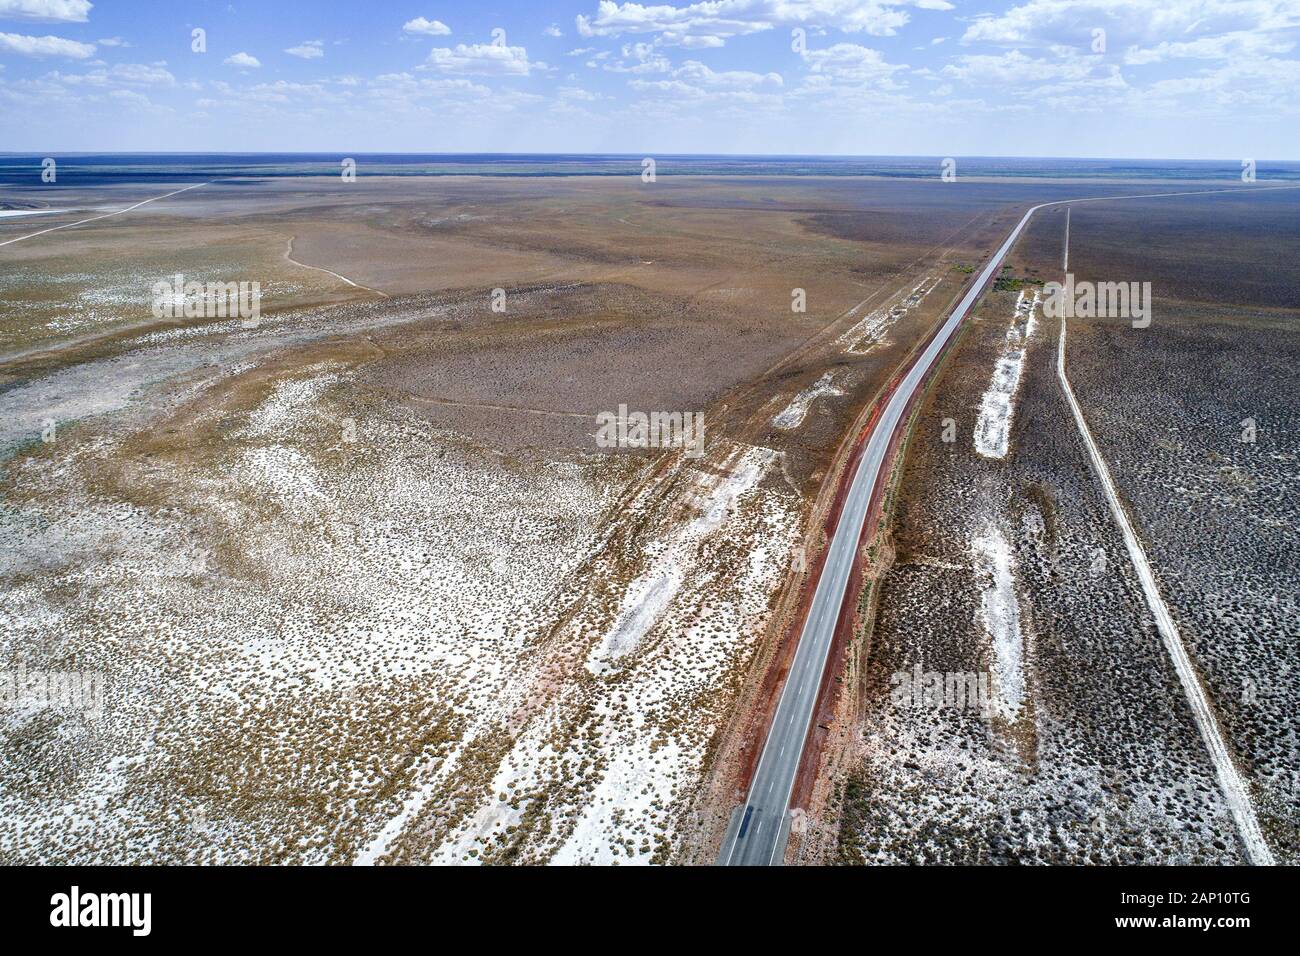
[1,0,1298,157]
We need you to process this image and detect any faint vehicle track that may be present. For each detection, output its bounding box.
[1054,213,1274,867]
[284,235,391,298]
[0,182,210,248]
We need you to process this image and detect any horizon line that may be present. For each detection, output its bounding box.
[1,151,1298,164]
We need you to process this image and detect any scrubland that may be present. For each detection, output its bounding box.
[0,175,1011,862]
[821,190,1299,866]
[6,174,1289,865]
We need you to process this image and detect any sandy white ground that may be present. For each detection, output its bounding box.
[972,525,1027,720]
[2,340,801,864]
[974,290,1040,459]
[836,277,938,355]
[773,373,844,430]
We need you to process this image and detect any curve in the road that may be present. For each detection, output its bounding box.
[719,183,1299,868]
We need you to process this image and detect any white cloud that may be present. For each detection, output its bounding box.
[943,48,1117,87]
[802,42,907,85]
[624,58,785,108]
[628,76,784,107]
[286,39,325,59]
[1142,52,1300,109]
[671,59,783,88]
[544,23,564,37]
[576,0,954,44]
[107,88,151,106]
[423,43,543,76]
[367,71,544,115]
[223,52,262,69]
[961,0,1300,48]
[0,30,93,57]
[403,17,451,36]
[111,62,172,85]
[0,0,91,23]
[677,34,726,47]
[954,0,1300,121]
[596,40,671,72]
[38,62,175,90]
[1124,29,1294,64]
[93,62,173,85]
[236,80,331,104]
[97,36,130,48]
[372,72,492,100]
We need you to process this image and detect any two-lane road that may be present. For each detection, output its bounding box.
[718,197,1065,867]
[719,183,1299,866]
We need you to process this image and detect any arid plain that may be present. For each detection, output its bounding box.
[817,188,1300,866]
[1,172,1294,864]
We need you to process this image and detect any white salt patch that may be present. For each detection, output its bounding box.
[974,290,1039,459]
[838,277,938,354]
[972,526,1025,719]
[550,730,686,865]
[587,447,773,668]
[773,372,843,430]
[410,443,799,865]
[239,372,338,439]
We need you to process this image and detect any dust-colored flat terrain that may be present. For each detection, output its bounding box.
[0,173,1023,863]
[4,172,1291,865]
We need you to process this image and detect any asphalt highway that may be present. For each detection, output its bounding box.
[718,199,1052,866]
[717,185,1300,866]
